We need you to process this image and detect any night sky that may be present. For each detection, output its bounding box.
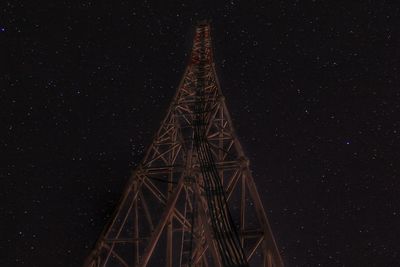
[2,1,400,266]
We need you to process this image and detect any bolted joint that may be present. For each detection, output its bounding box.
[184,176,195,185]
[239,156,249,169]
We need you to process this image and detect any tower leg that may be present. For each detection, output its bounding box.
[166,172,173,267]
[134,181,139,265]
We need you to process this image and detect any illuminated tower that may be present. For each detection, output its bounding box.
[83,22,284,267]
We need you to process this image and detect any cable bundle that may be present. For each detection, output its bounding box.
[190,25,249,267]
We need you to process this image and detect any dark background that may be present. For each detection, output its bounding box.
[2,1,399,266]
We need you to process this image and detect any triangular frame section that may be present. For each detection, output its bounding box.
[83,22,284,267]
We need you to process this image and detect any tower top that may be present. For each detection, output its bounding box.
[196,19,211,26]
[190,21,213,65]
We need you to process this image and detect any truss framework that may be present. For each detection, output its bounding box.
[83,22,283,267]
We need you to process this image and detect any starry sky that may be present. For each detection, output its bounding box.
[2,1,400,266]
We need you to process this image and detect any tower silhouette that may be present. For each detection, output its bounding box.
[83,22,283,267]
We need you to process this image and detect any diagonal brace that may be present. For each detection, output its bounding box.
[137,173,185,267]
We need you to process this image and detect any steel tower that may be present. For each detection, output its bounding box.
[83,22,284,267]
